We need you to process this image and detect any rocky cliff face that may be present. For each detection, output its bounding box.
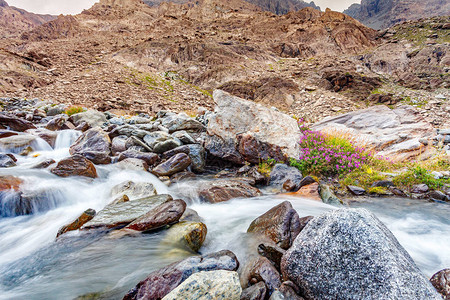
[143,0,320,14]
[0,0,55,38]
[344,0,450,29]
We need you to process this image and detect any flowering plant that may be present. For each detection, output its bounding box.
[291,121,370,176]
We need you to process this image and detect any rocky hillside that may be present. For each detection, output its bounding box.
[0,0,55,38]
[143,0,321,15]
[344,0,450,29]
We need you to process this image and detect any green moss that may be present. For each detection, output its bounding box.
[340,167,387,191]
[393,166,450,191]
[368,186,389,195]
[64,106,84,116]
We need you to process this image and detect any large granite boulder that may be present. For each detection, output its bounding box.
[198,179,262,203]
[248,201,301,250]
[82,194,172,229]
[311,105,435,161]
[51,155,98,178]
[281,208,442,299]
[123,250,239,300]
[204,90,301,164]
[162,270,241,300]
[69,127,111,164]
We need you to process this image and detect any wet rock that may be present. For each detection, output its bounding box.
[143,131,172,149]
[258,243,286,271]
[199,179,262,203]
[179,208,202,222]
[57,209,96,238]
[51,155,97,178]
[152,153,191,176]
[115,158,148,171]
[82,194,172,229]
[123,250,239,300]
[153,139,183,154]
[0,113,36,132]
[248,201,301,249]
[111,181,157,201]
[0,130,18,139]
[347,185,366,196]
[269,281,304,300]
[170,171,196,183]
[162,270,241,300]
[69,110,107,128]
[319,184,341,204]
[412,184,429,194]
[27,128,58,148]
[428,190,449,202]
[0,134,37,153]
[0,153,16,167]
[45,115,68,131]
[118,149,159,166]
[298,216,314,232]
[111,136,128,155]
[240,281,267,300]
[19,146,33,156]
[281,209,442,300]
[160,113,205,133]
[391,187,408,197]
[205,90,301,164]
[125,199,186,232]
[161,221,207,252]
[172,131,196,144]
[0,175,22,191]
[69,127,111,164]
[290,183,321,201]
[163,145,207,173]
[242,256,281,296]
[270,164,303,191]
[430,268,450,299]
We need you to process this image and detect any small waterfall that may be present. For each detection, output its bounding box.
[30,137,53,152]
[54,130,81,149]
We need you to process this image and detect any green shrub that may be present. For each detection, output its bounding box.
[64,106,84,116]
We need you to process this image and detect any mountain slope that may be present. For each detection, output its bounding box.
[143,0,320,15]
[344,0,450,30]
[0,0,55,38]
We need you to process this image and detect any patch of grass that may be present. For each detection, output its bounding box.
[64,106,84,116]
[340,166,387,190]
[368,186,389,195]
[393,165,450,191]
[258,158,277,178]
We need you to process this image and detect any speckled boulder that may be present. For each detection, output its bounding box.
[162,270,241,300]
[281,208,442,300]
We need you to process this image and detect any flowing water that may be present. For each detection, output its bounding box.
[0,131,449,299]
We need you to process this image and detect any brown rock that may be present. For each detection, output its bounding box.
[69,127,111,164]
[51,155,98,178]
[45,116,67,131]
[242,256,281,296]
[199,179,262,203]
[0,175,22,191]
[57,208,96,238]
[118,149,159,166]
[0,114,36,132]
[288,182,321,201]
[240,281,266,300]
[247,201,301,249]
[430,268,450,299]
[152,153,191,176]
[257,243,286,271]
[125,199,186,232]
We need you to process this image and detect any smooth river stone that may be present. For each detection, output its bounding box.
[82,194,172,229]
